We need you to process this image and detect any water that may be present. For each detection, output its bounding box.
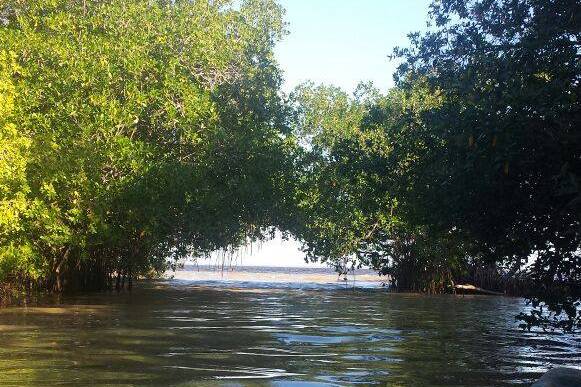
[0,267,579,386]
[170,265,382,289]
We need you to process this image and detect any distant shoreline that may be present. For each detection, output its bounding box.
[168,265,383,289]
[180,263,376,273]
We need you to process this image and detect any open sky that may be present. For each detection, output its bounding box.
[235,0,432,267]
[275,0,432,93]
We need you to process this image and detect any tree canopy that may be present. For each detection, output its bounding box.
[0,0,579,330]
[285,0,579,330]
[391,0,580,330]
[0,0,290,291]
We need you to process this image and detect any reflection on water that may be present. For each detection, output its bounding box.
[0,279,579,386]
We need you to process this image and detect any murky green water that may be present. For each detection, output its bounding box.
[0,280,579,386]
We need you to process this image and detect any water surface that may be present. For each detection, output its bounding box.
[0,269,579,386]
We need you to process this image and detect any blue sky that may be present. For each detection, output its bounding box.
[275,0,432,93]
[241,0,432,267]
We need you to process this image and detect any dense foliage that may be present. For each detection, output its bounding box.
[288,0,580,330]
[392,0,581,330]
[287,82,470,293]
[1,0,578,331]
[0,0,290,292]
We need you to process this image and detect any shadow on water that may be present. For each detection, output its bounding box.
[0,279,579,386]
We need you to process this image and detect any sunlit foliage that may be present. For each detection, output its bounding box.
[0,0,290,291]
[0,0,578,332]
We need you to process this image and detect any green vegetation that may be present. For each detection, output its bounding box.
[287,0,580,330]
[0,0,289,292]
[395,0,580,330]
[0,0,579,330]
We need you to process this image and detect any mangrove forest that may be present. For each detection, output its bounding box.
[1,0,580,333]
